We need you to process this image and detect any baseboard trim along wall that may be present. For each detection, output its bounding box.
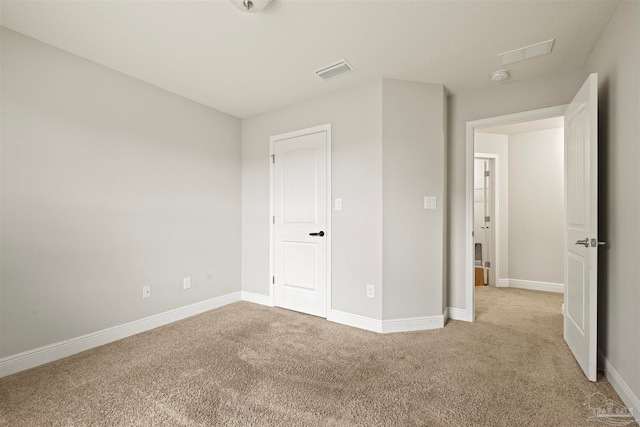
[1,292,448,377]
[447,307,470,322]
[598,350,640,424]
[330,310,382,333]
[330,310,446,333]
[0,292,242,378]
[501,279,564,293]
[240,291,273,307]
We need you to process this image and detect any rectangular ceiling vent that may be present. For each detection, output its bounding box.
[315,59,354,80]
[499,39,555,65]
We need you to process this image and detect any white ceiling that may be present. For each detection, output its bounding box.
[1,0,620,119]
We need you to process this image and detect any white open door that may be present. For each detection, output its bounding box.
[271,126,330,318]
[564,73,599,382]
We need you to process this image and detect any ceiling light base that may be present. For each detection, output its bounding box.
[231,0,272,13]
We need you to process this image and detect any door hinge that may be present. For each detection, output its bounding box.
[272,216,275,224]
[271,155,275,164]
[485,261,491,268]
[485,171,490,177]
[485,216,491,222]
[272,276,275,284]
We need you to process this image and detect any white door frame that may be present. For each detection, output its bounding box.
[465,106,566,322]
[269,123,332,319]
[474,153,499,287]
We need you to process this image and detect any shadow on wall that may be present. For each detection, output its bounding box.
[596,75,610,360]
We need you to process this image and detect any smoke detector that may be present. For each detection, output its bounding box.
[490,69,510,82]
[315,59,354,80]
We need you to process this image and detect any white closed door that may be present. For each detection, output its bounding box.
[564,73,599,382]
[272,129,328,318]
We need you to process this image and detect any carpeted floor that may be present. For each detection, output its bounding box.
[0,286,636,426]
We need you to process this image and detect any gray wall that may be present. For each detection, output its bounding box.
[1,29,242,357]
[381,79,445,319]
[241,81,384,320]
[508,128,564,284]
[587,0,640,400]
[474,133,509,281]
[447,67,589,310]
[242,78,446,321]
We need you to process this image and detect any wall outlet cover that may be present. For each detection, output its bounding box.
[366,284,375,298]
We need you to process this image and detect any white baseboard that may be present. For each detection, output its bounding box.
[240,291,273,307]
[448,307,470,321]
[382,314,445,333]
[498,279,510,288]
[0,292,241,378]
[330,310,446,334]
[598,350,640,423]
[330,310,381,333]
[503,278,564,293]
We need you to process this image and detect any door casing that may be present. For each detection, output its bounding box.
[269,123,332,319]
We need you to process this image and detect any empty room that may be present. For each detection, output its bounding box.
[1,1,638,426]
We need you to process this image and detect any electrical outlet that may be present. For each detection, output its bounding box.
[183,277,191,289]
[142,285,151,299]
[366,284,375,298]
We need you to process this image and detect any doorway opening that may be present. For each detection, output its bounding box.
[473,155,497,287]
[464,105,567,322]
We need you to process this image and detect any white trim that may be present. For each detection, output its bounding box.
[503,278,564,293]
[0,292,241,378]
[330,310,382,333]
[466,105,568,323]
[330,310,446,334]
[447,307,471,321]
[498,278,510,288]
[240,291,273,306]
[382,315,445,333]
[598,350,640,423]
[325,126,332,320]
[269,124,332,319]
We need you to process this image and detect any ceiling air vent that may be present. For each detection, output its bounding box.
[315,59,354,80]
[498,39,555,65]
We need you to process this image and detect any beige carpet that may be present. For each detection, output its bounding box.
[0,287,636,426]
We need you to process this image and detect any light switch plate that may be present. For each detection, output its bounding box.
[424,196,437,210]
[335,198,342,211]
